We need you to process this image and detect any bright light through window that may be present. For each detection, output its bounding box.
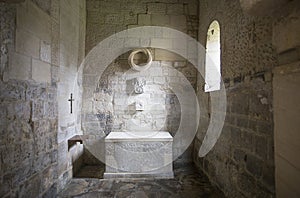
[205,20,221,92]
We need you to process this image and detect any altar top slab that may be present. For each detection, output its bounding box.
[105,131,173,142]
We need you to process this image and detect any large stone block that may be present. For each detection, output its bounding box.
[16,28,40,59]
[6,52,31,81]
[151,38,172,49]
[138,14,151,25]
[104,132,174,179]
[59,6,80,67]
[32,59,51,83]
[17,1,51,42]
[40,40,51,63]
[151,14,170,26]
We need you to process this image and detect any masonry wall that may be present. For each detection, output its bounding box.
[56,0,86,191]
[83,0,198,164]
[85,0,198,54]
[0,0,85,196]
[193,0,277,197]
[0,1,58,197]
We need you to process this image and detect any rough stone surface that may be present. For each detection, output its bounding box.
[85,0,198,54]
[32,58,51,83]
[1,3,58,197]
[0,0,85,197]
[194,0,277,197]
[0,79,58,198]
[59,163,225,198]
[0,3,16,81]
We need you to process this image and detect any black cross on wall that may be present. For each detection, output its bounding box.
[68,93,74,114]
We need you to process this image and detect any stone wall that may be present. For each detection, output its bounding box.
[0,0,85,196]
[193,0,277,197]
[83,0,198,164]
[0,1,58,197]
[271,1,300,197]
[56,0,86,191]
[95,59,196,163]
[85,0,198,54]
[90,58,197,133]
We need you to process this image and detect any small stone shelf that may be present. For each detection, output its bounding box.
[68,135,83,150]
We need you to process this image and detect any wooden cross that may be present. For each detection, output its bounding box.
[68,93,74,114]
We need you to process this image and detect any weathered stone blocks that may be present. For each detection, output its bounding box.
[193,1,277,196]
[1,0,86,197]
[0,80,58,197]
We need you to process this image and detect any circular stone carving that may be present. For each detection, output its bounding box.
[128,48,152,71]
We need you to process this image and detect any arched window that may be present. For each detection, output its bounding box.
[205,20,221,92]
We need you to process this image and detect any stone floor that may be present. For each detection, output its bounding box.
[59,163,225,198]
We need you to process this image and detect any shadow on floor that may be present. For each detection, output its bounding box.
[74,164,105,179]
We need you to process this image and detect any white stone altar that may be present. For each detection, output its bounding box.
[104,131,174,179]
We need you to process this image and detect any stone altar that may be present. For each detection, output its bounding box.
[104,131,174,179]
